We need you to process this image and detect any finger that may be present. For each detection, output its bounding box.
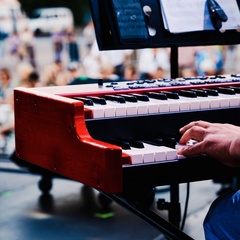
[179,122,195,134]
[177,142,203,156]
[179,125,206,144]
[179,120,211,134]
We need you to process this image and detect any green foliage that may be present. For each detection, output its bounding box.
[19,0,91,26]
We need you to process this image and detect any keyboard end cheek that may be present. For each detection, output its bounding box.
[122,152,132,165]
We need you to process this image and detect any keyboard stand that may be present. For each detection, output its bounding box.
[103,190,194,240]
[157,183,182,228]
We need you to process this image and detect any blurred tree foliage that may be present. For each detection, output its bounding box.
[19,0,91,27]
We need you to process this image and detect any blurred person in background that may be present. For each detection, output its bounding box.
[151,66,164,79]
[195,46,226,76]
[0,68,14,154]
[65,27,80,63]
[51,28,64,62]
[8,31,19,55]
[0,29,8,60]
[66,61,91,85]
[41,60,64,86]
[0,89,15,155]
[19,27,36,68]
[0,68,13,104]
[122,64,138,81]
[180,66,197,78]
[16,62,34,87]
[82,20,95,54]
[20,71,41,88]
[98,62,119,81]
[82,53,118,81]
[53,61,84,86]
[178,46,199,77]
[88,40,133,79]
[138,48,170,79]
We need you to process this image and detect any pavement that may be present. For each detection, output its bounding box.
[0,153,227,240]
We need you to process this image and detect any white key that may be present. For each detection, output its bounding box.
[85,105,105,118]
[167,99,180,112]
[148,98,170,113]
[148,98,181,112]
[106,101,127,116]
[161,146,178,160]
[218,95,230,107]
[136,102,149,114]
[142,143,167,161]
[179,96,200,110]
[147,101,159,113]
[134,99,159,114]
[207,96,220,108]
[198,97,210,109]
[218,93,240,107]
[124,102,138,115]
[178,99,190,111]
[126,100,152,115]
[131,146,155,163]
[143,143,178,161]
[122,148,143,164]
[103,105,116,117]
[85,103,116,118]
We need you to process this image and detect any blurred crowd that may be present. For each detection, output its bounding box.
[0,19,240,154]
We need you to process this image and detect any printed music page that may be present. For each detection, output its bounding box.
[160,0,240,33]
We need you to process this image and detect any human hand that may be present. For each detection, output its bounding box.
[177,120,240,167]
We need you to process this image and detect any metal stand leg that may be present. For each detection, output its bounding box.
[157,184,181,228]
[169,184,181,228]
[103,193,193,240]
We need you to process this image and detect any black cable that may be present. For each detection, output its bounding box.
[180,182,190,231]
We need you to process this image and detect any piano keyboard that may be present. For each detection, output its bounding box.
[122,142,182,164]
[70,75,240,166]
[103,137,182,165]
[14,74,240,193]
[68,75,240,119]
[74,88,240,118]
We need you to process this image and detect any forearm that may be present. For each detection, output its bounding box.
[229,136,240,167]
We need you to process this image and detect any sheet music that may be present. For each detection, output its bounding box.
[160,0,240,33]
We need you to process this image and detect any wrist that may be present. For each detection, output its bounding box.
[229,136,240,167]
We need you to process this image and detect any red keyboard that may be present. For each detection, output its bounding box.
[14,74,240,193]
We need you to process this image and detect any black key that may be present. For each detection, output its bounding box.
[73,97,94,106]
[215,87,235,95]
[142,138,164,146]
[177,90,197,98]
[163,137,177,148]
[147,92,168,100]
[104,95,126,103]
[86,96,107,105]
[130,93,150,102]
[231,87,240,93]
[162,91,179,99]
[191,89,208,97]
[117,94,138,102]
[127,139,144,148]
[106,139,131,150]
[203,88,219,96]
[231,74,240,78]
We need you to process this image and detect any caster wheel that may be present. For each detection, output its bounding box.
[98,193,112,208]
[38,176,52,194]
